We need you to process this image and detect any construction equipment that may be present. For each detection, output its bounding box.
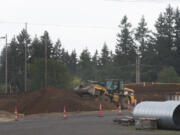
[74,79,135,108]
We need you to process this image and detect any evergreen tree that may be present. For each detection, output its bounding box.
[91,50,100,80]
[6,38,19,90]
[52,39,62,61]
[99,43,114,80]
[78,48,93,80]
[69,50,77,74]
[100,42,110,66]
[30,36,43,61]
[40,31,53,59]
[114,15,136,81]
[140,37,160,81]
[0,38,19,92]
[158,66,180,83]
[60,48,70,66]
[155,5,175,66]
[0,30,76,92]
[29,58,71,90]
[115,15,136,65]
[1,29,31,91]
[174,8,180,75]
[135,16,151,56]
[16,29,31,91]
[135,16,158,81]
[109,50,114,63]
[92,50,99,68]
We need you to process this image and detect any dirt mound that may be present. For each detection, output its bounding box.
[126,84,180,102]
[0,88,116,115]
[0,111,14,118]
[1,84,179,115]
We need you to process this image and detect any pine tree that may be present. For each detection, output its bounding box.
[16,29,31,91]
[100,42,110,66]
[135,16,158,81]
[155,5,175,66]
[115,15,136,65]
[2,29,31,91]
[78,48,93,80]
[140,37,159,82]
[60,48,70,66]
[40,31,53,59]
[114,15,136,81]
[52,39,62,61]
[174,8,180,74]
[99,43,115,80]
[6,38,19,90]
[69,50,77,74]
[30,36,43,61]
[135,16,151,56]
[0,37,19,91]
[92,50,99,68]
[91,50,100,80]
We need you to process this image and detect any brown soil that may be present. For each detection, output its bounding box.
[0,84,180,115]
[0,87,116,115]
[126,84,180,102]
[0,111,14,118]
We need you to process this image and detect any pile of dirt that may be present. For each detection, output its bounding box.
[0,88,116,115]
[0,111,14,119]
[126,84,180,102]
[1,84,180,115]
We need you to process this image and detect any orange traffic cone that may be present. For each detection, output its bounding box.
[134,99,137,107]
[63,106,66,120]
[14,106,18,121]
[128,100,131,110]
[118,103,122,115]
[99,104,103,117]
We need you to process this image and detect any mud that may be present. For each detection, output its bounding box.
[0,88,116,114]
[126,84,180,102]
[0,84,180,115]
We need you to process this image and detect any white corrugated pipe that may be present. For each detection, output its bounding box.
[133,101,180,129]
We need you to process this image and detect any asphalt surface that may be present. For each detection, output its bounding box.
[0,110,180,135]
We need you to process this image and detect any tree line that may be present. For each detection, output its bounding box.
[0,4,180,92]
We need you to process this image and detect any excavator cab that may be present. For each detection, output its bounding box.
[105,79,124,94]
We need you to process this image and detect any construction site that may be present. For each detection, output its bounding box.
[0,0,180,135]
[0,83,180,135]
[0,83,179,114]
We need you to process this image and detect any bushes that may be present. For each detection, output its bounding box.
[157,66,180,83]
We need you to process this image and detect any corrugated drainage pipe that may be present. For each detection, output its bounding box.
[133,101,180,129]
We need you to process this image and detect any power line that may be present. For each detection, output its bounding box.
[0,21,24,25]
[0,21,117,30]
[104,0,176,3]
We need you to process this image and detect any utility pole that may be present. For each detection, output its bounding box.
[5,34,7,93]
[136,55,140,84]
[45,36,47,88]
[24,23,27,92]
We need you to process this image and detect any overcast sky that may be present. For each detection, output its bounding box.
[0,0,179,55]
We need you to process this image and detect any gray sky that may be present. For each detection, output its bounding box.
[0,0,179,55]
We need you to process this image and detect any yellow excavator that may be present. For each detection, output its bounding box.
[75,79,135,108]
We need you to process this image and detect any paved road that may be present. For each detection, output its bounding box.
[0,110,179,135]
